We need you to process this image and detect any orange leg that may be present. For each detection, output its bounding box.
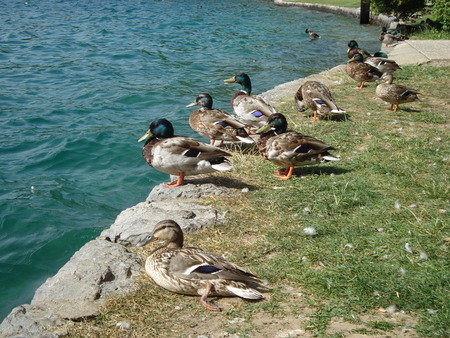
[355,81,365,90]
[200,282,221,312]
[219,140,224,147]
[274,166,294,180]
[393,104,399,112]
[165,172,185,187]
[310,110,319,122]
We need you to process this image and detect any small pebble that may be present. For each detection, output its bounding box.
[303,227,317,236]
[116,321,131,330]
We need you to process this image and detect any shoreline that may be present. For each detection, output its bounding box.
[0,2,439,336]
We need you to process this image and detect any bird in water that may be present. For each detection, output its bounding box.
[138,118,233,187]
[305,28,320,40]
[256,113,339,180]
[137,219,268,311]
[186,93,253,146]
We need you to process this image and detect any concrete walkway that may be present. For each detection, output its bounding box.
[383,40,450,66]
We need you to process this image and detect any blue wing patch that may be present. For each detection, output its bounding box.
[215,121,230,127]
[295,144,312,153]
[194,265,221,274]
[313,99,326,105]
[184,149,201,157]
[251,110,264,117]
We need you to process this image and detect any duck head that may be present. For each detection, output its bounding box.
[137,219,184,249]
[138,118,175,142]
[186,93,213,109]
[224,73,252,94]
[256,113,288,134]
[348,53,364,63]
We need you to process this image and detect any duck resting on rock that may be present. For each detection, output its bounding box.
[138,219,268,311]
[256,113,340,180]
[295,81,346,122]
[138,118,233,187]
[376,73,420,112]
[186,93,254,147]
[224,73,278,131]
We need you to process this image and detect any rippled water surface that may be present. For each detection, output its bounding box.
[0,0,381,320]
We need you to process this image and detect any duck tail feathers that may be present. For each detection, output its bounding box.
[227,286,264,300]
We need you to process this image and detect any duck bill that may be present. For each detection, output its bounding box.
[138,129,152,142]
[256,124,272,134]
[186,101,197,107]
[136,234,157,247]
[224,76,236,84]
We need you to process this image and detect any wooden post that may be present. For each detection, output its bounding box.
[360,0,370,24]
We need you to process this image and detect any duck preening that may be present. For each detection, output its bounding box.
[138,219,268,311]
[295,81,345,122]
[138,119,233,187]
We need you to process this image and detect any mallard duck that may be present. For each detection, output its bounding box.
[138,219,267,311]
[256,113,339,180]
[364,56,401,74]
[295,81,345,122]
[186,93,253,147]
[305,29,320,40]
[138,119,233,187]
[376,73,420,112]
[224,73,278,130]
[347,40,372,59]
[346,54,383,90]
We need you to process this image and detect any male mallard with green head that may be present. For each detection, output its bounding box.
[256,113,339,180]
[224,73,278,130]
[346,54,383,90]
[138,119,233,187]
[295,81,345,122]
[138,219,267,311]
[186,93,253,146]
[347,40,371,59]
[376,73,420,112]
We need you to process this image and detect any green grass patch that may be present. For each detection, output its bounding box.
[65,65,449,337]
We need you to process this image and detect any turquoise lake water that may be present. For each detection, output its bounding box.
[0,0,381,320]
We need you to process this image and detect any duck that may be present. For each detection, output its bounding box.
[295,81,346,122]
[376,73,420,112]
[364,55,401,74]
[305,28,320,40]
[346,53,383,90]
[224,73,278,130]
[347,40,372,59]
[256,113,339,180]
[138,118,233,187]
[186,93,254,147]
[137,219,267,312]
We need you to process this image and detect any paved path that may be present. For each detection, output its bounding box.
[383,40,450,66]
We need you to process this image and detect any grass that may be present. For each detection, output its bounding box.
[63,65,450,337]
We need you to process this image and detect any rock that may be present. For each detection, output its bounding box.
[0,304,65,338]
[100,201,227,246]
[30,239,142,319]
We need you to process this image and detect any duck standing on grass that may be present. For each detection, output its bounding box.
[256,113,339,180]
[376,73,420,112]
[364,55,402,74]
[138,219,268,312]
[138,118,233,187]
[346,53,383,90]
[295,81,346,122]
[305,28,320,40]
[186,93,254,147]
[224,73,278,131]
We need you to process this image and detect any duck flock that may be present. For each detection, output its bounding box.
[136,37,420,311]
